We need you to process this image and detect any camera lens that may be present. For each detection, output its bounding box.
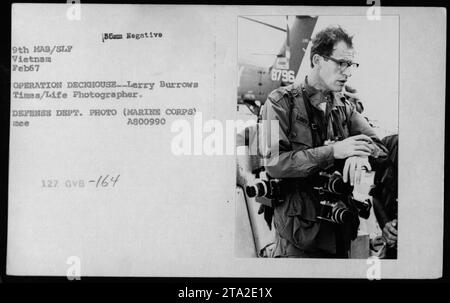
[331,207,352,224]
[245,185,257,198]
[328,175,353,195]
[245,181,268,198]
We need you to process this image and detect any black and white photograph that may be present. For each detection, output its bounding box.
[236,15,399,259]
[3,3,445,281]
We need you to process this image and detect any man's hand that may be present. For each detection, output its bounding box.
[342,156,372,185]
[332,134,374,159]
[343,84,359,99]
[344,85,364,114]
[382,219,398,247]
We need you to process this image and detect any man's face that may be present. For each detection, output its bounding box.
[317,41,356,92]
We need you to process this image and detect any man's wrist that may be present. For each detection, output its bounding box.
[320,145,335,167]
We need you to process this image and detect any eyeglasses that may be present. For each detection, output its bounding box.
[322,55,360,71]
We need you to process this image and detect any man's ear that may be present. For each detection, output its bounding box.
[312,54,321,68]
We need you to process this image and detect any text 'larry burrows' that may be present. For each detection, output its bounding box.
[12,80,198,91]
[102,32,163,42]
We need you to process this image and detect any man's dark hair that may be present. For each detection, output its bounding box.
[310,26,353,68]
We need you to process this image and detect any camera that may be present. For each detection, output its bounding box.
[315,171,353,196]
[314,171,373,224]
[246,178,281,199]
[245,170,283,208]
[352,198,372,219]
[246,179,268,198]
[317,201,354,224]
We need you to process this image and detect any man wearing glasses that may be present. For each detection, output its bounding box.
[260,26,387,258]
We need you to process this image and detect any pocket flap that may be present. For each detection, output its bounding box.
[286,191,318,222]
[289,114,313,149]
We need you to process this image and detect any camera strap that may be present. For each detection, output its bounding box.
[285,84,321,147]
[300,85,322,147]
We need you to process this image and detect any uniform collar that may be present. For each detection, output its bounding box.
[301,76,345,109]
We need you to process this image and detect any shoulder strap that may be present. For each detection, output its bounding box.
[279,85,295,138]
[299,86,321,147]
[285,84,320,147]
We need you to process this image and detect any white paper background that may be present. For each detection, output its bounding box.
[8,4,445,278]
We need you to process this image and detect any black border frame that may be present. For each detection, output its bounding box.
[0,0,448,289]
